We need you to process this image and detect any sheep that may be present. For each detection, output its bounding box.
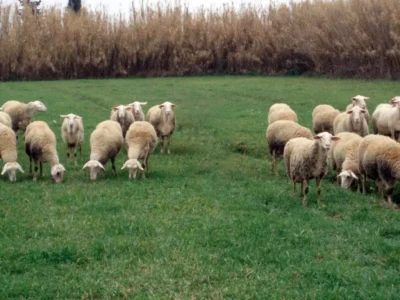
[266,120,313,176]
[0,123,24,182]
[24,121,66,183]
[82,120,123,181]
[358,134,400,206]
[110,105,135,138]
[312,104,340,134]
[371,97,400,141]
[0,100,47,135]
[127,101,147,121]
[146,101,177,154]
[345,95,370,123]
[283,132,340,207]
[0,112,12,128]
[121,121,158,180]
[333,106,369,137]
[268,103,298,125]
[329,132,363,190]
[60,113,84,165]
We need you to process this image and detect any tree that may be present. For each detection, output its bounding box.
[67,0,81,13]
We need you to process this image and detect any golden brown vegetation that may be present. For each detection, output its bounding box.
[1,0,400,81]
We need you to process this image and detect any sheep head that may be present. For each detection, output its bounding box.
[159,101,177,116]
[28,100,47,112]
[313,132,340,150]
[112,105,132,121]
[121,158,144,180]
[60,113,82,134]
[51,163,66,183]
[337,170,358,189]
[128,101,147,116]
[351,95,369,109]
[347,106,366,131]
[1,162,24,182]
[82,160,105,181]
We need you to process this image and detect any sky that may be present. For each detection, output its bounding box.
[2,0,299,16]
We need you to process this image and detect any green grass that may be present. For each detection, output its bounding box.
[0,76,399,299]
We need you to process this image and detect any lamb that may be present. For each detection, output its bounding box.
[60,113,84,165]
[82,120,123,181]
[0,100,47,135]
[371,97,400,141]
[329,132,363,190]
[121,121,158,180]
[0,123,24,182]
[266,120,313,176]
[24,121,66,183]
[358,134,400,206]
[333,105,369,137]
[110,105,135,138]
[345,95,370,123]
[0,112,12,128]
[312,105,340,134]
[283,132,340,207]
[128,101,147,121]
[146,101,177,154]
[268,103,298,125]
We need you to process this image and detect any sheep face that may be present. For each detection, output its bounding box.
[29,101,47,112]
[347,106,366,131]
[82,160,105,181]
[113,105,132,122]
[51,163,66,183]
[1,162,24,182]
[159,101,177,116]
[338,170,358,189]
[61,113,82,134]
[121,158,144,180]
[129,101,147,116]
[390,96,400,106]
[313,132,340,150]
[352,95,369,109]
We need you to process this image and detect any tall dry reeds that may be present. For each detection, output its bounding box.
[1,0,400,81]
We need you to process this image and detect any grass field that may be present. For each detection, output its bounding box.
[0,76,399,298]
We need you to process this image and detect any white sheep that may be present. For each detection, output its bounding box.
[82,120,124,181]
[0,100,47,135]
[110,105,135,138]
[146,101,176,154]
[60,113,84,165]
[371,97,400,141]
[312,104,340,134]
[283,132,340,207]
[24,121,66,183]
[345,95,370,123]
[121,121,158,180]
[268,103,298,125]
[128,101,147,121]
[0,112,12,128]
[330,132,363,190]
[0,123,24,182]
[358,134,400,206]
[266,120,313,176]
[333,106,369,137]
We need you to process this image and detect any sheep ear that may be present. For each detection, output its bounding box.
[74,115,82,119]
[361,109,366,113]
[125,106,132,111]
[138,164,144,171]
[60,115,68,118]
[364,97,369,100]
[350,171,358,179]
[313,135,321,140]
[1,164,9,175]
[121,162,128,170]
[82,162,90,170]
[172,104,177,108]
[159,105,164,109]
[347,110,353,114]
[140,102,147,105]
[331,136,340,141]
[112,107,118,112]
[16,163,24,173]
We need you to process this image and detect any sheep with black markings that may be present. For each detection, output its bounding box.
[82,120,123,181]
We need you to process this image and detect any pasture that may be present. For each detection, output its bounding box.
[0,76,399,298]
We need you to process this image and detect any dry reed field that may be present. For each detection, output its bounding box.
[1,0,400,81]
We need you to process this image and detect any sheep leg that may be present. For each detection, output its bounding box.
[160,136,165,154]
[336,171,340,186]
[40,161,43,177]
[302,179,309,207]
[66,146,70,163]
[273,151,278,176]
[111,158,117,176]
[167,135,171,155]
[29,156,33,175]
[300,181,304,197]
[292,180,296,196]
[316,177,322,207]
[270,150,275,174]
[361,174,367,194]
[79,144,82,159]
[144,154,149,172]
[33,160,38,181]
[73,147,78,166]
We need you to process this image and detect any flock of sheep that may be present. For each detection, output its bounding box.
[0,100,177,183]
[266,95,400,208]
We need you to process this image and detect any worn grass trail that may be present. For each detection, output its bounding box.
[0,76,399,298]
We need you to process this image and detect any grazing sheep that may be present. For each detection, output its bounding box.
[60,113,84,165]
[330,132,363,190]
[121,121,158,180]
[0,112,12,128]
[371,97,400,141]
[333,106,369,137]
[110,105,135,137]
[82,120,123,181]
[24,121,66,183]
[358,134,400,206]
[268,103,298,125]
[0,123,24,182]
[0,100,47,135]
[283,132,340,207]
[312,104,340,134]
[146,101,176,154]
[266,120,313,176]
[346,95,370,123]
[128,101,147,121]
